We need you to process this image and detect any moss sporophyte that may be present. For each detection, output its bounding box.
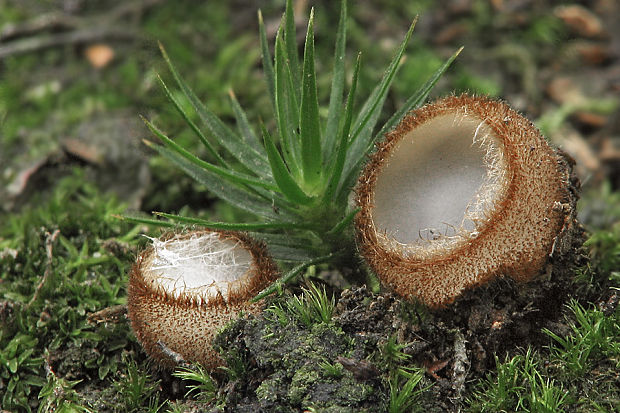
[126,0,581,367]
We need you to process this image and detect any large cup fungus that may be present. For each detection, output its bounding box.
[355,94,578,308]
[128,230,278,368]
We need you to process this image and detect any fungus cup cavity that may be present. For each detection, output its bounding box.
[356,94,579,308]
[128,230,278,368]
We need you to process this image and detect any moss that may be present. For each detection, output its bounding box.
[1,173,617,411]
[1,1,619,411]
[254,372,293,412]
[0,171,149,411]
[214,298,387,412]
[0,1,268,212]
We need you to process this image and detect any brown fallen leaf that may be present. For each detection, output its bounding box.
[574,111,608,128]
[562,129,601,175]
[84,43,115,69]
[336,356,380,381]
[62,138,105,165]
[87,305,127,324]
[423,358,450,380]
[554,5,605,38]
[574,41,611,65]
[600,138,620,162]
[6,157,50,197]
[546,76,583,105]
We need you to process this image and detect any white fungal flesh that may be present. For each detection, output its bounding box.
[372,112,505,251]
[144,233,252,300]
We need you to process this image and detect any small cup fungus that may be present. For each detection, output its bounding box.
[355,94,579,308]
[128,230,278,368]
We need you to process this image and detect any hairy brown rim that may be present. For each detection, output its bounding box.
[355,94,579,308]
[127,230,279,368]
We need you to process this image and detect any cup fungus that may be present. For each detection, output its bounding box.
[128,230,278,368]
[356,94,578,308]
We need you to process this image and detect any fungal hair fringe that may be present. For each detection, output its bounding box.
[376,110,508,260]
[143,232,252,302]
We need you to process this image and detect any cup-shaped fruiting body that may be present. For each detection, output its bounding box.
[128,230,278,368]
[356,94,578,308]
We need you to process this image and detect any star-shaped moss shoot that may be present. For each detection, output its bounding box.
[128,0,461,295]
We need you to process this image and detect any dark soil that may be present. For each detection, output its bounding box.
[166,232,601,413]
[145,195,598,412]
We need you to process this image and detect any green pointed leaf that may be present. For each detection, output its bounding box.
[143,119,277,192]
[154,212,313,231]
[326,207,359,236]
[157,74,227,167]
[275,30,302,174]
[243,182,301,216]
[144,139,283,220]
[117,213,176,228]
[252,253,335,301]
[299,8,322,189]
[159,43,271,176]
[228,89,262,153]
[284,0,301,98]
[261,123,314,205]
[250,233,323,262]
[250,232,322,251]
[349,17,418,151]
[336,17,417,200]
[263,244,318,262]
[258,10,276,112]
[323,53,361,202]
[376,46,463,139]
[324,0,347,163]
[336,46,462,204]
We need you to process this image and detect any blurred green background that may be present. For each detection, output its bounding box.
[1,1,619,411]
[3,0,616,220]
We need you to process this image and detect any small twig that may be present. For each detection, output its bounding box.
[0,27,137,59]
[87,304,128,324]
[28,229,60,307]
[103,0,165,23]
[157,340,189,366]
[252,253,337,302]
[336,356,380,381]
[0,12,81,41]
[450,330,469,402]
[0,0,165,59]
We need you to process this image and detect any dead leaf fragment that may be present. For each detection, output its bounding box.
[554,5,605,38]
[85,43,115,69]
[6,158,49,197]
[574,41,611,65]
[62,138,105,165]
[574,111,608,128]
[600,138,620,162]
[560,128,601,181]
[87,305,128,324]
[423,358,449,380]
[546,76,583,105]
[335,357,380,381]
